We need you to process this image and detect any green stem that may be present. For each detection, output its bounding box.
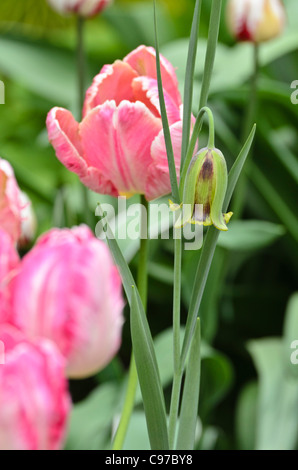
[199,0,222,111]
[168,233,182,449]
[76,15,92,226]
[112,196,149,450]
[179,106,215,198]
[168,368,183,449]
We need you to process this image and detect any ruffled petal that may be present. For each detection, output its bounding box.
[46,107,117,195]
[145,120,182,201]
[83,61,138,116]
[80,100,162,196]
[46,107,86,178]
[132,76,181,126]
[124,45,181,108]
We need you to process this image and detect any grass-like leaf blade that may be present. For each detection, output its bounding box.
[176,319,201,450]
[131,286,169,450]
[154,0,180,203]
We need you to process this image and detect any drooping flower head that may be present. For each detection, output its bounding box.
[47,0,112,17]
[178,147,233,231]
[10,225,124,378]
[47,45,184,201]
[0,325,71,450]
[227,0,286,43]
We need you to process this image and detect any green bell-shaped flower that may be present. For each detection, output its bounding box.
[179,147,233,231]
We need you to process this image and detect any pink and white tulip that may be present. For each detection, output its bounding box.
[0,229,19,324]
[227,0,286,43]
[47,45,184,201]
[47,0,112,17]
[0,158,23,242]
[0,324,70,450]
[11,225,124,378]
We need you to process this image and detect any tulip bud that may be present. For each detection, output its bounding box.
[11,225,124,379]
[180,147,232,231]
[227,0,286,43]
[47,0,112,17]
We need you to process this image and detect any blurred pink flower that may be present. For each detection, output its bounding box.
[226,0,286,43]
[47,0,112,17]
[11,225,124,378]
[0,158,23,242]
[47,45,183,201]
[0,229,19,324]
[0,324,70,450]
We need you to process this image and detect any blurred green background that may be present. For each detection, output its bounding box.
[0,0,297,450]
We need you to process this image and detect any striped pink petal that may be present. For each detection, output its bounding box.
[83,60,138,116]
[124,45,181,108]
[80,100,162,197]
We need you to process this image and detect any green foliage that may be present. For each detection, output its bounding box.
[0,0,297,451]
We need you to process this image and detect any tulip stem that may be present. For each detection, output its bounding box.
[112,196,149,450]
[168,234,182,449]
[76,15,92,226]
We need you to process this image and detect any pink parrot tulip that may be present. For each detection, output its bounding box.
[0,229,19,324]
[47,45,184,201]
[10,225,124,379]
[0,324,71,450]
[47,0,112,17]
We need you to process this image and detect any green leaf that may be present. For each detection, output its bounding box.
[130,286,169,450]
[199,343,233,416]
[65,383,119,450]
[198,0,222,109]
[95,203,136,304]
[248,338,298,450]
[218,220,285,252]
[283,292,298,378]
[224,124,256,210]
[154,0,179,203]
[176,319,201,450]
[123,412,150,450]
[0,38,76,106]
[235,381,258,450]
[181,0,202,168]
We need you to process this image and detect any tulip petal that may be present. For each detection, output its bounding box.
[132,77,181,126]
[124,45,181,108]
[83,61,138,116]
[80,100,162,196]
[46,107,117,195]
[145,120,182,200]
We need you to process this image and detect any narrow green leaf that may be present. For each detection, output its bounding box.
[181,0,203,169]
[180,125,256,367]
[154,0,180,203]
[199,0,222,109]
[131,286,169,450]
[176,319,201,450]
[96,203,136,305]
[224,124,256,210]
